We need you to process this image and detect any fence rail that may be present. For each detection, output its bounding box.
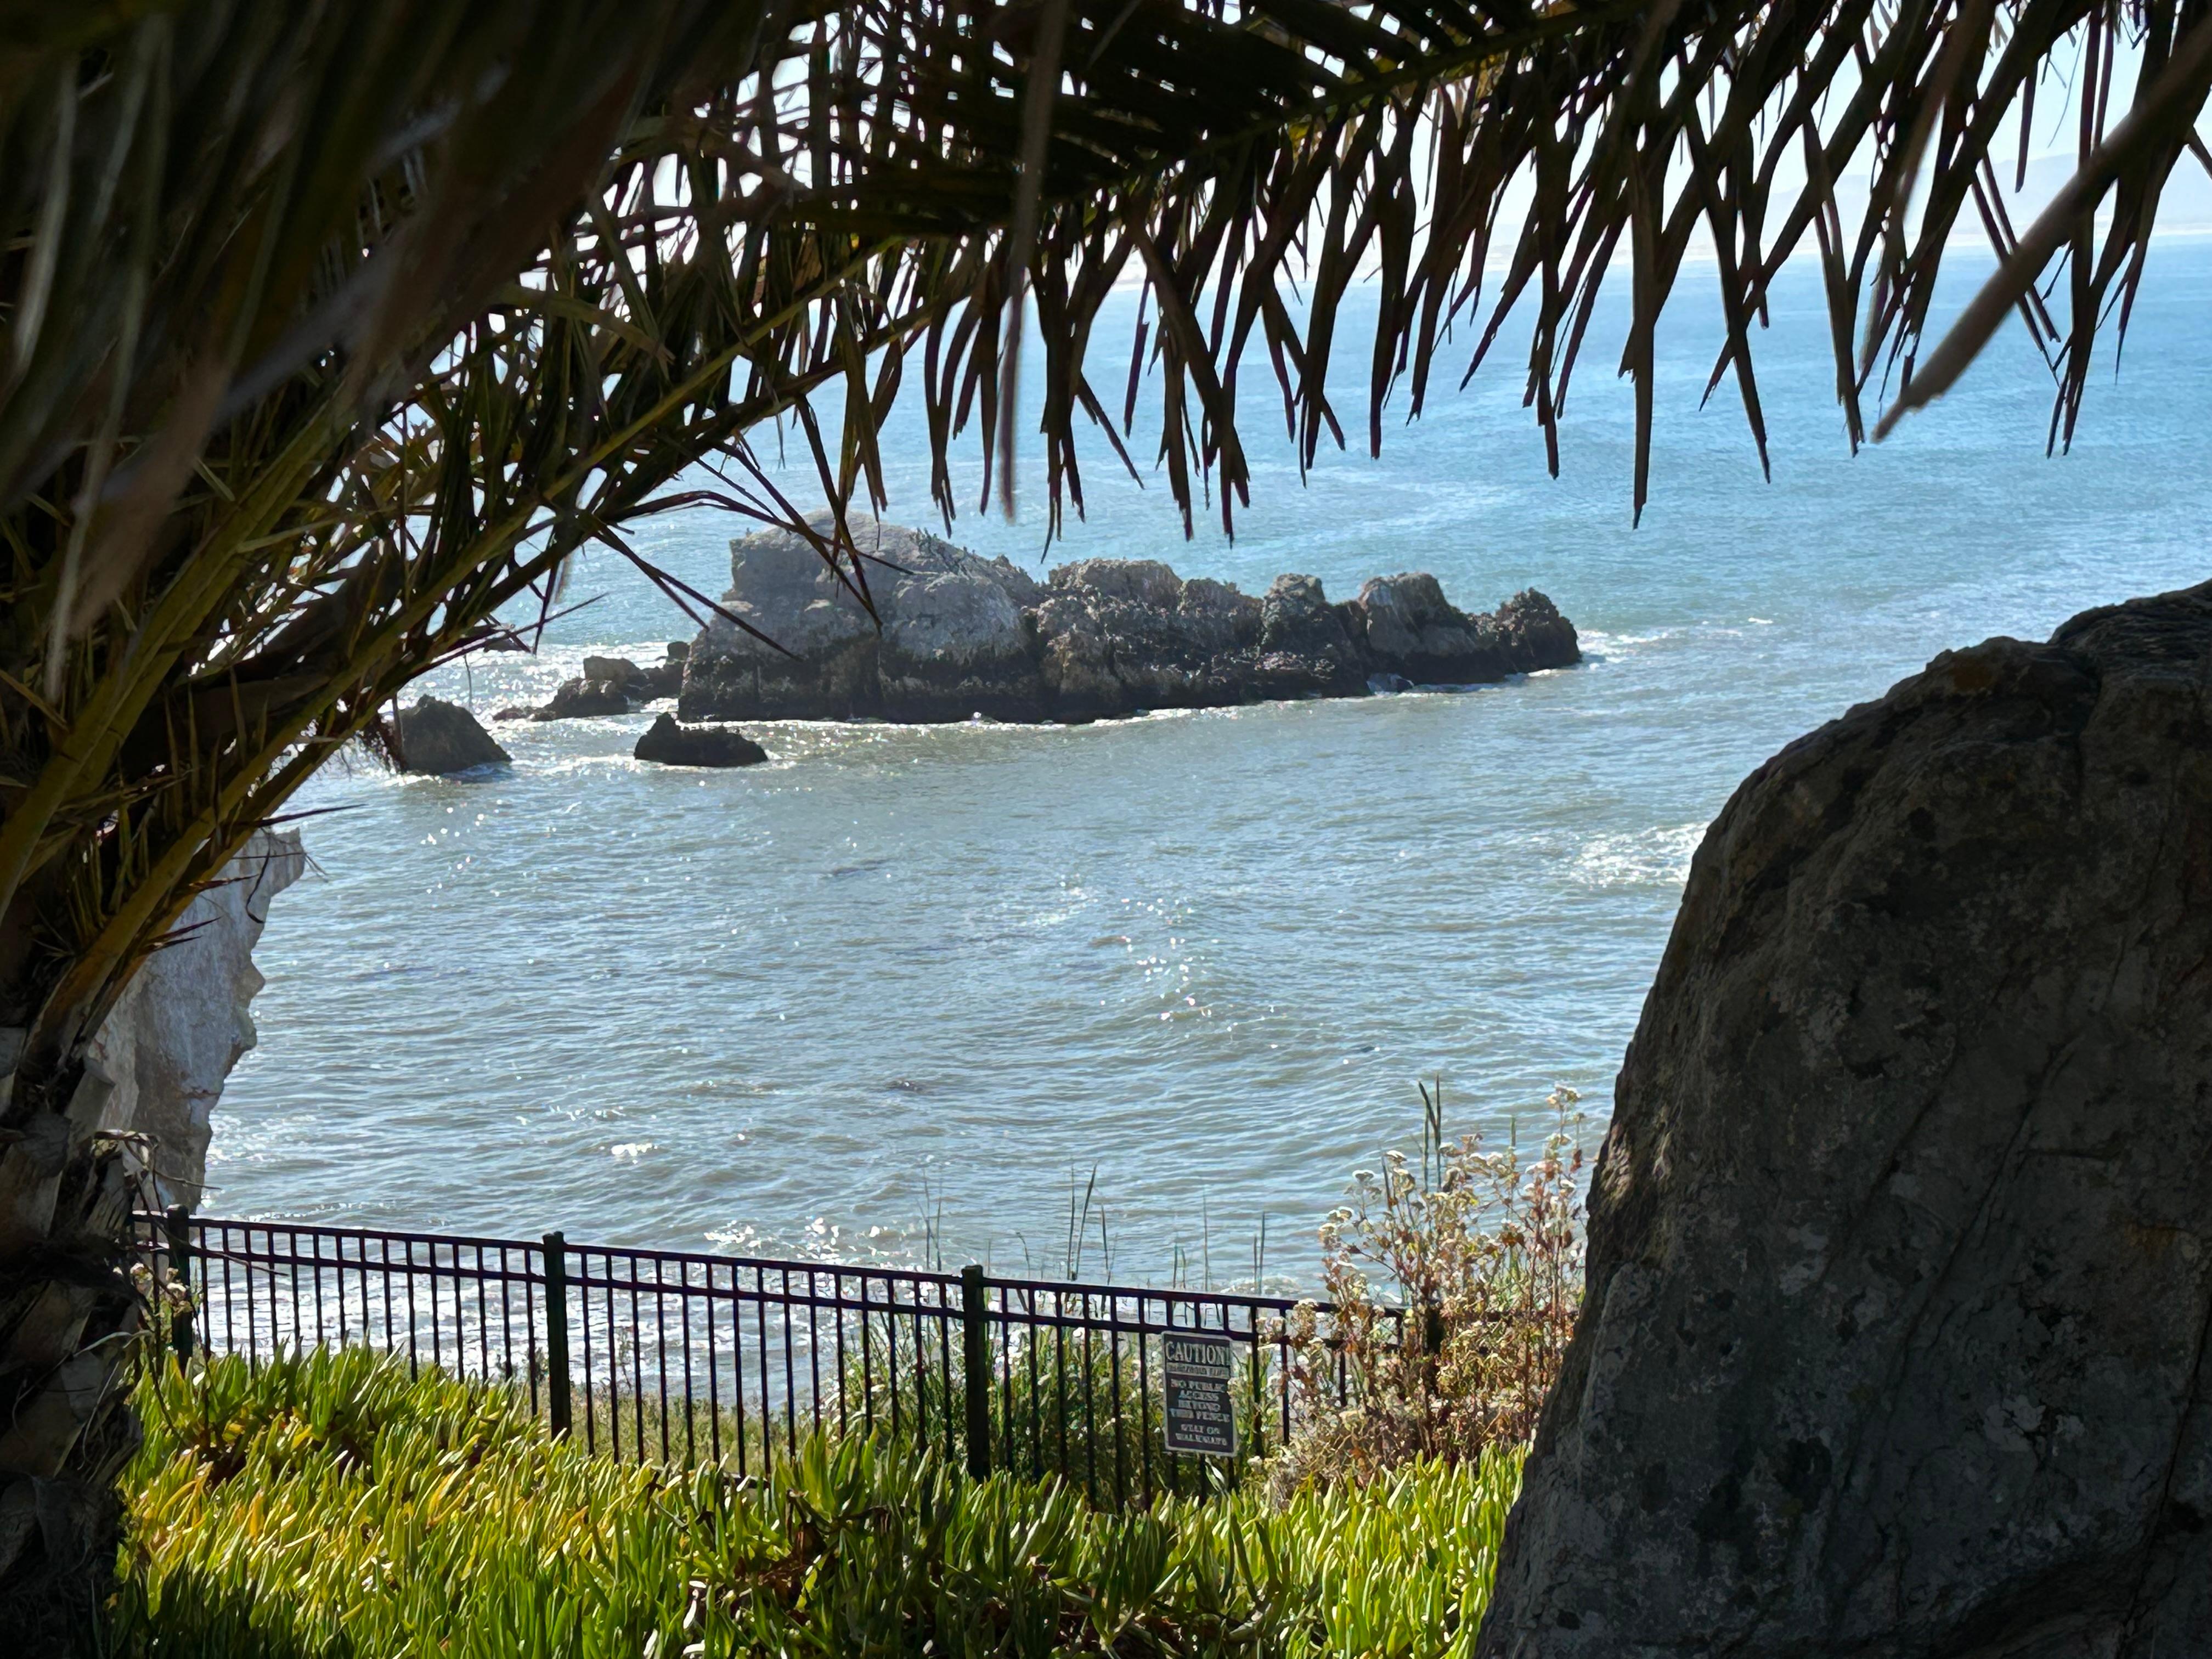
[134,1210,1386,1506]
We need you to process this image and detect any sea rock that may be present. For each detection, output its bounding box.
[91,829,305,1205]
[527,644,690,721]
[490,706,532,721]
[1476,583,2212,1657]
[633,713,767,768]
[578,653,684,701]
[394,696,510,772]
[532,677,630,720]
[678,514,1578,723]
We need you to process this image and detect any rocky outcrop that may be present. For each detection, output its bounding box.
[583,652,685,700]
[394,696,509,773]
[633,713,766,768]
[91,830,306,1206]
[531,645,688,721]
[676,516,1577,724]
[532,677,628,719]
[1477,584,2212,1657]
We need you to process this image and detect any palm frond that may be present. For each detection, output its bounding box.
[795,0,2210,532]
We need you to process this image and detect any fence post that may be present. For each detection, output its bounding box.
[163,1204,194,1363]
[543,1232,572,1438]
[960,1264,991,1480]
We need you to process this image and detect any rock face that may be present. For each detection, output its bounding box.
[677,515,1577,723]
[91,830,306,1205]
[1477,585,2212,1657]
[633,713,766,768]
[394,696,509,773]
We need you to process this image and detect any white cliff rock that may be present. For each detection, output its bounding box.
[92,829,304,1207]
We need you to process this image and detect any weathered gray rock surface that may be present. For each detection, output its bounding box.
[394,696,509,772]
[1477,583,2212,1657]
[633,713,766,768]
[90,829,305,1205]
[676,516,1577,723]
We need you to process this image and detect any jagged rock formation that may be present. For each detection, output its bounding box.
[394,696,509,772]
[633,713,766,768]
[89,829,306,1207]
[676,516,1578,724]
[529,647,687,721]
[1476,583,2212,1657]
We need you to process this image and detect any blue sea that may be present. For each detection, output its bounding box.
[208,241,2212,1286]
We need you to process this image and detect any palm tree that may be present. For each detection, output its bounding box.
[3,0,2204,1646]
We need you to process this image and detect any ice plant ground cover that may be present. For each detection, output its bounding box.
[111,1348,1523,1658]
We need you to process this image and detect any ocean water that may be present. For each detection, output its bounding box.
[209,242,2212,1286]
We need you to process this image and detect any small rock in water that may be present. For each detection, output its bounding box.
[489,706,532,722]
[633,713,766,768]
[532,676,631,720]
[533,650,687,720]
[393,696,509,774]
[1366,672,1414,695]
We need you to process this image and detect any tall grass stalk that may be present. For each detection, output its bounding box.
[1268,1087,1587,1498]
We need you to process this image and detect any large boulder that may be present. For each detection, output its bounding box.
[393,696,509,772]
[677,515,1578,723]
[1478,584,2212,1657]
[632,713,766,768]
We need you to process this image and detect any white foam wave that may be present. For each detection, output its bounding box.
[1570,821,1708,889]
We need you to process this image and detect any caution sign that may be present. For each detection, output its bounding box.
[1161,1330,1238,1458]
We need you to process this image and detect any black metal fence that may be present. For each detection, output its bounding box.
[134,1210,1381,1505]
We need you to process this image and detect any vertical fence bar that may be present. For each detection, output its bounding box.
[163,1205,194,1363]
[961,1265,990,1479]
[1137,1296,1155,1502]
[543,1232,572,1438]
[782,1266,797,1459]
[241,1226,258,1369]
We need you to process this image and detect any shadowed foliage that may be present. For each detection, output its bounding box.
[3,0,2208,1648]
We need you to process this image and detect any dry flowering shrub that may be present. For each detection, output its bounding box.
[1266,1086,1587,1499]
